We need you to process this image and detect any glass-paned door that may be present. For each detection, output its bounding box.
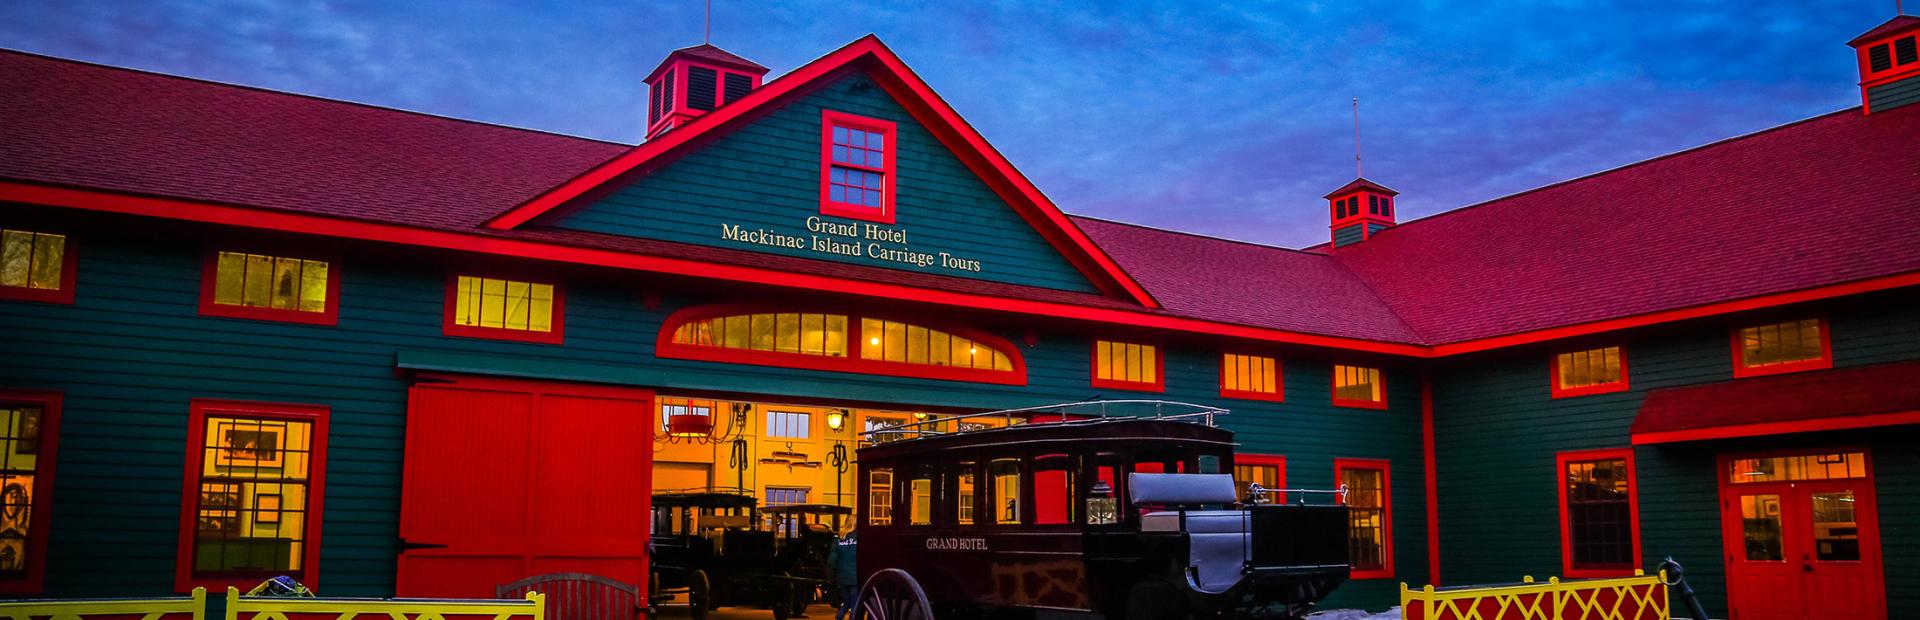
[1720,451,1885,620]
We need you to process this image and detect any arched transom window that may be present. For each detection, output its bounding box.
[659,306,1025,385]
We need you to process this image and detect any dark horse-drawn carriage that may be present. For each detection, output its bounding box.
[648,488,832,620]
[853,401,1352,620]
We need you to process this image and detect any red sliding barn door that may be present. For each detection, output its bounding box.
[396,376,654,598]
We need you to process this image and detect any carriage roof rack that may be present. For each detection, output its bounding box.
[860,399,1229,441]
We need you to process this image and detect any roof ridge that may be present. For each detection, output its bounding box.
[1370,106,1864,237]
[1068,214,1329,257]
[0,46,634,148]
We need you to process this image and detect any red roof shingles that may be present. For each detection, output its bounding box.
[3,48,1917,348]
[1630,360,1920,437]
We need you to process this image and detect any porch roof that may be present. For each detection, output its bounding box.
[1630,360,1920,444]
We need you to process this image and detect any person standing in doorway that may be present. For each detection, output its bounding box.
[827,529,858,620]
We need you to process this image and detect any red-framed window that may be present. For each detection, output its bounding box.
[1557,448,1642,578]
[819,110,897,224]
[1220,353,1283,402]
[1335,458,1393,578]
[1091,340,1163,392]
[442,274,564,344]
[1550,346,1628,398]
[1332,364,1387,409]
[657,304,1025,385]
[1234,454,1285,504]
[198,250,339,325]
[0,390,62,594]
[1731,318,1831,378]
[176,399,328,592]
[0,228,77,304]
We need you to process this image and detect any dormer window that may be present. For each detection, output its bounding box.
[819,111,897,224]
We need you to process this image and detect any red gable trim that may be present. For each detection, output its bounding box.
[0,180,1424,355]
[1632,411,1920,445]
[485,36,1160,309]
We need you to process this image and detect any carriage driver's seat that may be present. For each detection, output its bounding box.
[1129,473,1248,593]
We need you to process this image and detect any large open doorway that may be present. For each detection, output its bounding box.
[1718,449,1885,620]
[395,375,655,598]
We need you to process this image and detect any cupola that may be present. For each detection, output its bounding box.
[1848,14,1920,113]
[645,44,770,139]
[1325,177,1398,248]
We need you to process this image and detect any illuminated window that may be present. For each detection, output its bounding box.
[909,477,933,526]
[1552,346,1626,397]
[0,392,59,593]
[864,416,911,445]
[820,111,896,223]
[955,462,977,525]
[202,251,335,324]
[1221,353,1282,401]
[0,229,73,304]
[1234,455,1284,504]
[1728,452,1866,484]
[446,275,561,343]
[1734,319,1830,377]
[866,469,893,526]
[989,459,1022,525]
[1333,365,1385,408]
[1092,340,1161,391]
[1336,459,1392,578]
[180,400,326,588]
[766,487,808,506]
[660,307,1024,384]
[765,410,811,439]
[1559,450,1638,576]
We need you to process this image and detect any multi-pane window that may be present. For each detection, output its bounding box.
[866,469,893,526]
[1553,346,1626,397]
[764,410,811,439]
[860,319,1013,371]
[1337,460,1391,576]
[864,417,910,444]
[1093,340,1160,389]
[955,463,977,525]
[183,401,325,585]
[1562,453,1635,574]
[0,229,71,302]
[1735,319,1829,376]
[821,112,895,222]
[909,476,933,526]
[0,394,57,590]
[449,275,558,340]
[1727,451,1866,484]
[206,251,332,323]
[765,487,808,506]
[1234,456,1283,504]
[673,312,850,357]
[990,459,1022,525]
[1221,353,1282,400]
[1333,365,1385,407]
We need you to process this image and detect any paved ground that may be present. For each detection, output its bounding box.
[649,604,840,620]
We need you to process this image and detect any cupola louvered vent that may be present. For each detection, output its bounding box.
[723,73,754,105]
[686,66,718,111]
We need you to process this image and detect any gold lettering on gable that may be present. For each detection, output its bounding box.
[720,216,986,275]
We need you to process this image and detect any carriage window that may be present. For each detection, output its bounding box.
[909,476,934,526]
[956,462,977,525]
[1198,455,1221,474]
[1034,454,1077,525]
[1134,454,1184,474]
[989,459,1021,524]
[867,469,893,526]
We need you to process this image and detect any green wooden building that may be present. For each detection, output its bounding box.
[1,16,1918,619]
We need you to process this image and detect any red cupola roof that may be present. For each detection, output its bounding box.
[1325,176,1398,248]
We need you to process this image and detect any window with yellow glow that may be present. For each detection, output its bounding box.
[0,229,66,292]
[213,251,330,313]
[909,477,933,526]
[860,318,1013,371]
[989,459,1021,525]
[955,462,977,525]
[1556,347,1624,392]
[673,313,850,357]
[1234,460,1281,504]
[1222,353,1280,397]
[452,276,555,333]
[1737,319,1827,371]
[1333,365,1384,406]
[866,469,893,525]
[1341,465,1388,573]
[0,403,48,580]
[1094,340,1159,387]
[189,415,315,577]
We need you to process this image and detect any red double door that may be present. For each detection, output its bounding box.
[1719,450,1885,620]
[396,376,654,598]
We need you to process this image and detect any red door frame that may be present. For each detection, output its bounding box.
[396,374,656,596]
[1716,447,1886,620]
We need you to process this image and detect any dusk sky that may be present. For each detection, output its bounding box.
[0,1,1896,247]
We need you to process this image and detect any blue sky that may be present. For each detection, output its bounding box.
[0,1,1894,247]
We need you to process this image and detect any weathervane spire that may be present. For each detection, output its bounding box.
[705,0,712,44]
[1352,97,1363,177]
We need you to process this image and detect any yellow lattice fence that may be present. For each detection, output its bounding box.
[0,587,207,620]
[1402,571,1669,620]
[224,588,544,620]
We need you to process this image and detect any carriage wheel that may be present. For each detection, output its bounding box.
[689,569,712,620]
[854,568,933,620]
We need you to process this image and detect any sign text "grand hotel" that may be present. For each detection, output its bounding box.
[721,216,985,274]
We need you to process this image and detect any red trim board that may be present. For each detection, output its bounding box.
[1420,379,1439,586]
[1632,410,1920,445]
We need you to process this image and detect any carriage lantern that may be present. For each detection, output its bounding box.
[1086,479,1117,525]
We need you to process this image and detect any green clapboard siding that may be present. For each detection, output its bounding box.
[1867,76,1920,113]
[1431,288,1920,618]
[556,72,1101,294]
[0,213,1425,610]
